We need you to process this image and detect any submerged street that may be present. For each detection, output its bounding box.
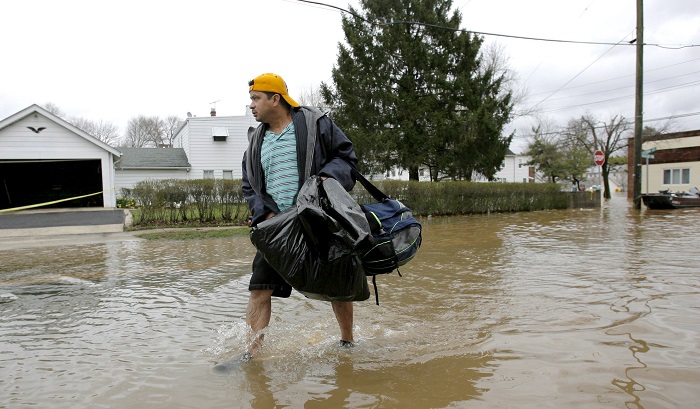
[1,194,699,408]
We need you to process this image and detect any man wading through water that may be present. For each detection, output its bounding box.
[240,73,359,362]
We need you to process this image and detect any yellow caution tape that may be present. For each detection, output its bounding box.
[0,191,103,213]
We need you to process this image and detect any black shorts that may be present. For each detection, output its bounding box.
[249,251,292,298]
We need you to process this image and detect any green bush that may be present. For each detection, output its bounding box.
[130,178,249,226]
[352,180,566,216]
[216,179,244,221]
[129,178,568,227]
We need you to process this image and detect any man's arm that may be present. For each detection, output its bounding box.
[317,118,358,191]
[242,151,274,226]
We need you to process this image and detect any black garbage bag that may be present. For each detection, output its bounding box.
[249,177,372,302]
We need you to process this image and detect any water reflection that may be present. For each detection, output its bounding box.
[1,196,699,408]
[608,333,649,409]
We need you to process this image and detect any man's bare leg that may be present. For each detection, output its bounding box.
[213,289,272,371]
[246,289,273,355]
[331,301,354,344]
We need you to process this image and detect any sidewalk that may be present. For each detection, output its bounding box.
[0,208,248,251]
[0,208,132,250]
[0,230,145,251]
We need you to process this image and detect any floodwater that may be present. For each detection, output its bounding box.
[1,195,699,409]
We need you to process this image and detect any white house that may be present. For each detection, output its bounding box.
[375,149,535,182]
[171,107,257,180]
[114,147,191,195]
[0,104,121,210]
[627,129,700,197]
[488,149,535,183]
[111,107,255,196]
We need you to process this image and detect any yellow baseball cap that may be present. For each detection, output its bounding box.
[248,73,300,107]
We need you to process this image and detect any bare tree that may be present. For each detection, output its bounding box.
[162,115,182,147]
[69,117,121,146]
[42,102,121,146]
[480,43,531,118]
[123,115,166,148]
[43,102,65,117]
[578,114,632,199]
[297,84,332,112]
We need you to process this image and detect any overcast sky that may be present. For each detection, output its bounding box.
[1,0,698,153]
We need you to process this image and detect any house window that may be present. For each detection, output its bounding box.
[663,168,690,185]
[212,127,229,142]
[203,170,214,179]
[223,170,233,180]
[518,159,523,168]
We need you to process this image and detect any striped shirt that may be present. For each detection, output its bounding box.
[261,122,299,212]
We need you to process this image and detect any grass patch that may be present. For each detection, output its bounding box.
[135,227,249,241]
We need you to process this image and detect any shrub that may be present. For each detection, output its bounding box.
[129,178,569,227]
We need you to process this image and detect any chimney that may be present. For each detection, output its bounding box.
[210,108,216,117]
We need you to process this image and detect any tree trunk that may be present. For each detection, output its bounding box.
[602,163,612,199]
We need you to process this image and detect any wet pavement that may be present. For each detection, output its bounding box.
[0,208,127,239]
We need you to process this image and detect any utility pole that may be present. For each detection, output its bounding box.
[633,0,644,209]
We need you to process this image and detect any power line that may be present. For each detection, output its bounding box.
[528,58,700,97]
[291,0,700,49]
[511,111,700,139]
[538,80,700,114]
[528,31,635,111]
[291,0,700,138]
[527,70,700,103]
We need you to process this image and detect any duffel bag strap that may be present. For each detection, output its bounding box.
[352,168,389,202]
[372,275,379,305]
[370,270,402,306]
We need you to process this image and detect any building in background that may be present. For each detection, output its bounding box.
[0,104,121,210]
[376,149,535,183]
[486,149,535,183]
[627,129,700,198]
[171,107,256,181]
[114,147,191,195]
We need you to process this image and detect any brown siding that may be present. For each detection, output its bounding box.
[651,146,700,164]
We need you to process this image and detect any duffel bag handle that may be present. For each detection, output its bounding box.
[351,168,389,202]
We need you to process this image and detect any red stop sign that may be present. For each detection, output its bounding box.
[594,150,605,166]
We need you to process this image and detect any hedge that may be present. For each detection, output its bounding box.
[123,178,568,226]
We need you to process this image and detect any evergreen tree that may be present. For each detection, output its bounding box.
[321,0,514,181]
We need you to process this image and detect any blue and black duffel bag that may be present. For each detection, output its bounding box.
[353,170,422,304]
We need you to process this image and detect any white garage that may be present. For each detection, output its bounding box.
[0,104,121,211]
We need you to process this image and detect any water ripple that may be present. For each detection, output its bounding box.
[1,201,699,408]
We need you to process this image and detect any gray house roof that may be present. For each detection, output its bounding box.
[115,147,191,169]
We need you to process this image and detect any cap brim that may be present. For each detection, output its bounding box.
[283,95,300,108]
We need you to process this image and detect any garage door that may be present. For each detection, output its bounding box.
[0,159,103,210]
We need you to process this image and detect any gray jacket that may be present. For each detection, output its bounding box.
[242,106,358,226]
